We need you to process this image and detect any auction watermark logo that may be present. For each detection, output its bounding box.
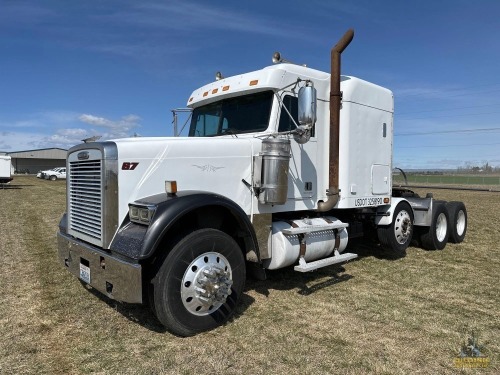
[454,330,490,369]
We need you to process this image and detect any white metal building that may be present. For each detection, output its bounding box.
[5,148,67,174]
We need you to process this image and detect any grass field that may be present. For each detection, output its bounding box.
[393,173,500,188]
[1,176,498,374]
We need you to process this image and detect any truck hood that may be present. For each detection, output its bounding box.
[110,136,259,223]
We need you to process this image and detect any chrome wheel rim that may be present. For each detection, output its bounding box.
[394,209,412,245]
[436,212,447,242]
[181,252,233,316]
[456,210,466,236]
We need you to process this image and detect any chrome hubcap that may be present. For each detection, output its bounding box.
[181,252,233,316]
[395,210,412,244]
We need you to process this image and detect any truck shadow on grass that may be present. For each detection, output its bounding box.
[348,237,408,261]
[82,284,168,333]
[234,269,353,327]
[0,184,34,189]
[82,271,352,334]
[248,237,406,298]
[249,240,416,301]
[248,267,354,298]
[81,281,257,335]
[80,240,401,335]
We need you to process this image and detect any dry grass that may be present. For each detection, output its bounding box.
[0,177,498,374]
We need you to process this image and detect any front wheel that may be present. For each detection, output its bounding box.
[49,175,57,181]
[152,228,246,336]
[377,201,414,256]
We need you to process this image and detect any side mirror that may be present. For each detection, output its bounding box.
[298,85,317,126]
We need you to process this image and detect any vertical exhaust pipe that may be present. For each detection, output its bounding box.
[317,29,354,212]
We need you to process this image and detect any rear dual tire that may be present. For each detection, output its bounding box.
[420,202,449,250]
[446,201,467,244]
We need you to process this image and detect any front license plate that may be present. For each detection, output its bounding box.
[79,263,91,284]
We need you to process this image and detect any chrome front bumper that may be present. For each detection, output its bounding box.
[57,231,143,304]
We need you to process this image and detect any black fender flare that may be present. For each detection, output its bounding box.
[110,191,260,263]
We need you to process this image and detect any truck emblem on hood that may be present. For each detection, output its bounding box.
[193,164,225,173]
[77,151,89,160]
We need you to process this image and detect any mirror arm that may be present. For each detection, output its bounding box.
[274,92,301,130]
[274,78,314,131]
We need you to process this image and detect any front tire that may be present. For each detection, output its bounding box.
[152,228,246,336]
[377,201,414,256]
[49,175,57,181]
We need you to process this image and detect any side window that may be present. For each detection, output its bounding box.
[278,96,298,133]
[278,95,316,136]
[193,112,219,136]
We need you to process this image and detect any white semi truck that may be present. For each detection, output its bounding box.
[58,30,467,336]
[0,155,13,184]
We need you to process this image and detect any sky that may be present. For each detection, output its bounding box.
[1,0,500,170]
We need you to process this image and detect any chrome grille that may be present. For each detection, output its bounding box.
[69,159,103,245]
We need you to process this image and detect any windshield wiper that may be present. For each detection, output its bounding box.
[219,128,240,137]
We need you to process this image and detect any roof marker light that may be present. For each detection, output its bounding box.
[212,88,218,94]
[223,85,230,91]
[249,80,258,86]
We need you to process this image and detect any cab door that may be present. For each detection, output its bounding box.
[277,95,318,205]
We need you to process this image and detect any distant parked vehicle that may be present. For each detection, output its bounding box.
[0,155,13,183]
[37,167,66,180]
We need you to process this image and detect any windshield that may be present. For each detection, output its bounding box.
[188,91,273,137]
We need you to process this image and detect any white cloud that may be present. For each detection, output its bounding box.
[78,114,113,127]
[109,1,306,39]
[0,2,56,29]
[78,113,141,138]
[57,128,88,138]
[394,85,470,101]
[0,112,142,151]
[2,111,81,129]
[0,131,52,151]
[37,0,316,65]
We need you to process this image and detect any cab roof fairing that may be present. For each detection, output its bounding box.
[186,63,331,108]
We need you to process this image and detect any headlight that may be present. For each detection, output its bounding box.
[129,204,156,225]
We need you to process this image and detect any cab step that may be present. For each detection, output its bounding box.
[294,251,358,272]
